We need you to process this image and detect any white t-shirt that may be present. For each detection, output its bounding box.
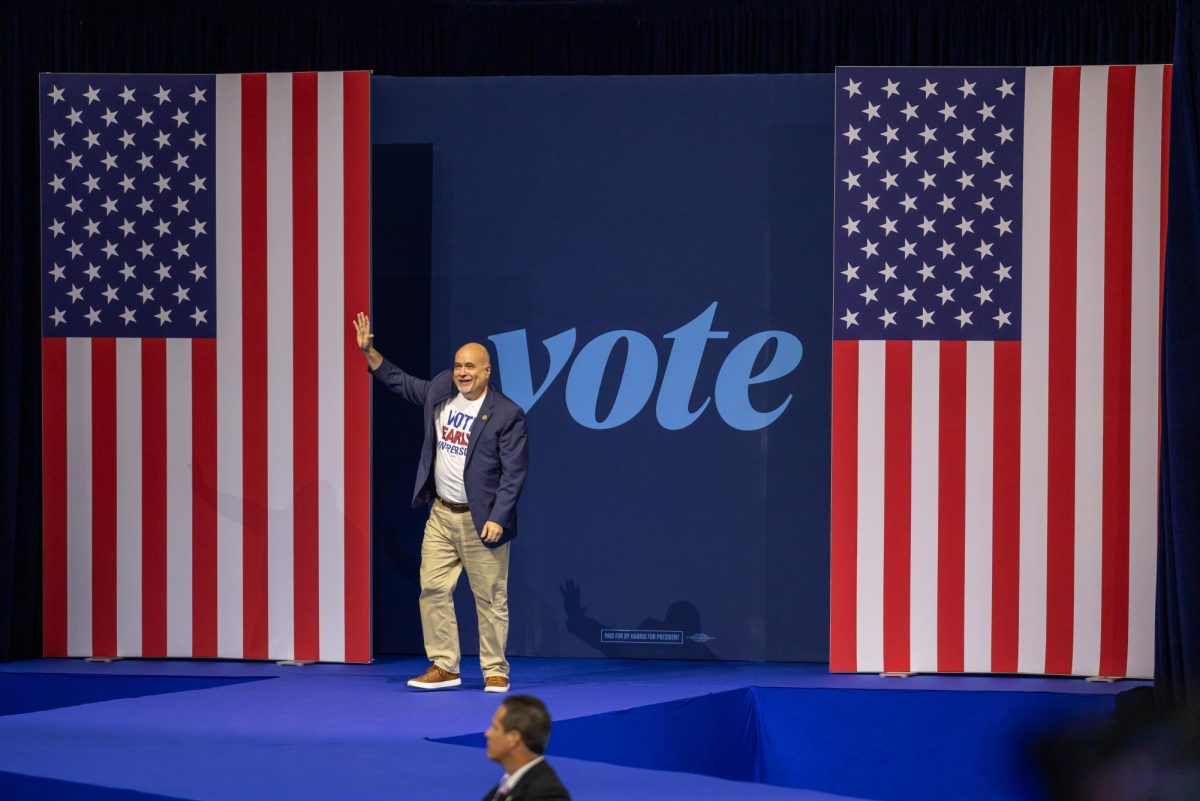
[432,391,486,503]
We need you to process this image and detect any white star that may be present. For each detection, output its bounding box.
[994,217,1013,236]
[119,173,135,193]
[996,125,1014,144]
[101,240,118,259]
[154,85,172,105]
[83,174,101,193]
[973,103,994,125]
[66,240,83,259]
[154,218,172,237]
[172,108,191,127]
[955,262,975,282]
[172,152,190,171]
[190,85,208,104]
[102,284,119,304]
[917,216,937,237]
[901,102,920,121]
[898,239,917,259]
[67,284,85,303]
[49,263,66,282]
[975,240,995,258]
[172,284,191,304]
[66,195,83,214]
[119,218,136,237]
[101,107,118,127]
[137,196,154,215]
[975,285,994,305]
[898,285,917,304]
[937,194,957,214]
[83,85,100,104]
[919,125,938,144]
[190,131,207,149]
[844,78,862,97]
[861,194,880,213]
[881,171,899,191]
[155,262,171,281]
[882,78,901,97]
[862,147,881,166]
[863,101,881,120]
[155,306,173,325]
[958,79,977,98]
[119,129,135,149]
[955,170,975,190]
[65,107,83,126]
[190,263,208,281]
[172,240,191,260]
[859,284,879,304]
[83,218,100,237]
[921,79,939,97]
[120,306,137,325]
[843,124,861,144]
[138,284,155,303]
[49,307,66,326]
[137,240,155,259]
[861,238,879,258]
[47,218,65,237]
[85,306,102,326]
[993,308,1012,327]
[938,147,957,168]
[975,148,995,167]
[878,308,897,327]
[995,171,1014,190]
[899,194,918,213]
[939,101,957,121]
[137,152,154,171]
[101,151,118,171]
[936,285,956,305]
[879,216,898,236]
[47,85,65,104]
[955,307,974,327]
[66,152,83,171]
[881,125,899,144]
[917,307,935,327]
[189,174,207,193]
[918,171,937,190]
[120,262,137,281]
[879,262,898,282]
[957,125,976,144]
[842,217,861,236]
[994,263,1012,282]
[84,262,101,281]
[154,129,172,149]
[841,309,859,328]
[918,262,936,281]
[137,107,154,127]
[936,239,956,259]
[841,263,860,282]
[997,79,1016,99]
[975,194,995,213]
[955,216,975,236]
[47,130,65,148]
[154,173,171,193]
[119,85,136,104]
[900,148,919,168]
[190,307,208,326]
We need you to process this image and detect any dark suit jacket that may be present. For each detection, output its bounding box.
[371,359,529,547]
[481,760,570,801]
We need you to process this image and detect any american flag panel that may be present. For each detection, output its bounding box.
[40,72,372,663]
[829,66,1170,678]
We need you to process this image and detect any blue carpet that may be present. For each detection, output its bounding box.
[0,657,1144,801]
[0,673,270,717]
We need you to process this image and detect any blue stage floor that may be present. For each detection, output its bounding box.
[0,657,1146,801]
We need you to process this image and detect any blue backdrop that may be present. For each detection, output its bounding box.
[371,75,834,662]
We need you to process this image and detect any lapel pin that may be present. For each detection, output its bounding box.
[481,414,488,421]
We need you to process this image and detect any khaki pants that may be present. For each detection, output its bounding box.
[419,499,510,677]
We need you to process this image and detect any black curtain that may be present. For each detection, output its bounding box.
[0,0,1182,662]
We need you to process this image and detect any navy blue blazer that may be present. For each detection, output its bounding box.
[371,359,529,547]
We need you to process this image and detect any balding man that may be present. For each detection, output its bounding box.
[354,313,529,692]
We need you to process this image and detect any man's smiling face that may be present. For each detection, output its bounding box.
[454,343,491,401]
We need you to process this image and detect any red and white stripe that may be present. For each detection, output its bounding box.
[830,65,1169,678]
[42,71,372,663]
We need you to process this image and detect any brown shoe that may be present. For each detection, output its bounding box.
[483,675,510,693]
[406,664,461,690]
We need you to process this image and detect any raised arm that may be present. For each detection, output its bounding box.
[352,311,431,406]
[353,312,384,371]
